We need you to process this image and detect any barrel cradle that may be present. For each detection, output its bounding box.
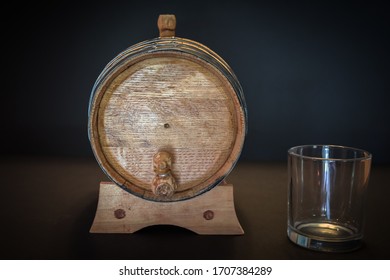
[89,15,247,234]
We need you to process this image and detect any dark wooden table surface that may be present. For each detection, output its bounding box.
[1,157,389,260]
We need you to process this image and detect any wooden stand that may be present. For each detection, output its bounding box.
[90,182,244,235]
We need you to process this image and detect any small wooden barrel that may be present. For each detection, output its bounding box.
[88,15,247,202]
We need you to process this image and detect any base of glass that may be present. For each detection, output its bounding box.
[287,223,362,252]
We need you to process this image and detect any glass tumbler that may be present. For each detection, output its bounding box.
[287,145,372,252]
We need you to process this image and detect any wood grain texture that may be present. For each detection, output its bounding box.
[90,181,244,235]
[89,51,245,201]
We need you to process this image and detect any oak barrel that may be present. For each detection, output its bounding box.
[88,15,247,202]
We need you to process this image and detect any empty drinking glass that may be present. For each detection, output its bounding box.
[287,145,372,252]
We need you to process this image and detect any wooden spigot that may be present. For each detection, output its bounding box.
[152,151,177,197]
[158,14,176,37]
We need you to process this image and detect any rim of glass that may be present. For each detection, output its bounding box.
[288,144,372,161]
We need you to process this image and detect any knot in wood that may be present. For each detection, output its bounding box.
[114,208,126,219]
[203,210,214,220]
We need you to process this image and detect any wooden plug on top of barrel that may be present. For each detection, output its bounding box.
[158,14,176,37]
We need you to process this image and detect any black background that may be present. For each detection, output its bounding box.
[3,0,390,162]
